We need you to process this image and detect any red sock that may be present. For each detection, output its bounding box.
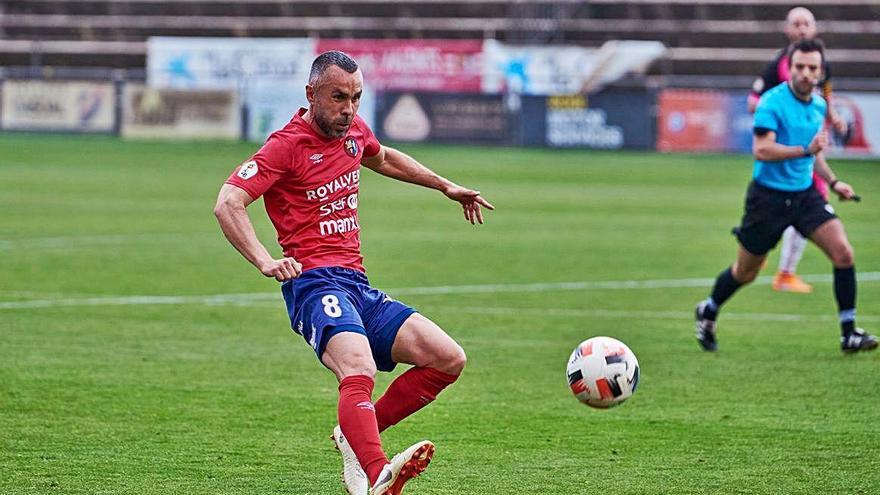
[338,375,388,484]
[374,367,460,433]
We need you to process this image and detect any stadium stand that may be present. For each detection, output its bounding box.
[1,0,878,80]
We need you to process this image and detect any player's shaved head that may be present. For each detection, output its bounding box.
[784,7,817,43]
[786,6,814,24]
[309,51,359,86]
[305,51,363,138]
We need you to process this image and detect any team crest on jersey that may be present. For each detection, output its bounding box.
[237,160,258,180]
[344,137,359,157]
[751,77,764,94]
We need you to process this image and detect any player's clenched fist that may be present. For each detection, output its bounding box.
[261,257,302,281]
[808,129,828,155]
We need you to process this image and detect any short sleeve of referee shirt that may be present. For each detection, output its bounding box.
[225,134,293,200]
[753,97,780,134]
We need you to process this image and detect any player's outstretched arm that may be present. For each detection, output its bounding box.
[214,183,302,280]
[361,145,495,224]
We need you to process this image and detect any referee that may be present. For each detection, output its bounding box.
[694,39,876,354]
[748,6,848,294]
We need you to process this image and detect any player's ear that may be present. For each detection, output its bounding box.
[305,84,315,105]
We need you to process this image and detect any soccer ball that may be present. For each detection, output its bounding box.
[566,336,640,409]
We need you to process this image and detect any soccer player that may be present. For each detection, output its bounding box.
[694,39,877,354]
[748,6,848,293]
[214,51,494,495]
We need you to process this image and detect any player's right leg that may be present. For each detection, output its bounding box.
[696,246,766,351]
[773,226,813,293]
[322,332,390,488]
[697,182,787,351]
[332,425,369,495]
[323,329,449,494]
[280,270,389,492]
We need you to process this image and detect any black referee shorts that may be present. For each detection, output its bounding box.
[734,181,837,256]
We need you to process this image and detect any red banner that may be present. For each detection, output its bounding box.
[316,39,483,92]
[657,89,730,153]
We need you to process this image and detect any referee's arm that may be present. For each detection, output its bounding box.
[814,152,857,201]
[753,129,827,161]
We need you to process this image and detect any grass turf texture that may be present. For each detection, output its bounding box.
[2,134,879,494]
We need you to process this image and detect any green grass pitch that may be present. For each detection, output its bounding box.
[2,133,879,494]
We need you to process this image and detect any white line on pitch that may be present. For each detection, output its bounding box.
[237,302,880,323]
[0,233,210,250]
[1,272,879,310]
[421,306,880,323]
[389,272,880,295]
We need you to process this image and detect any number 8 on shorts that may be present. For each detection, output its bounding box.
[321,294,343,317]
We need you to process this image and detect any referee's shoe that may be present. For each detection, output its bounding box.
[695,301,718,352]
[841,328,879,353]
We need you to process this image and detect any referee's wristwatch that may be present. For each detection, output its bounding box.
[801,145,813,157]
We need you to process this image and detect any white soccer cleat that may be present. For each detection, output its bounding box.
[370,440,434,495]
[332,425,369,495]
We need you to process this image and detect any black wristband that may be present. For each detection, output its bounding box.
[802,146,812,157]
[830,179,840,189]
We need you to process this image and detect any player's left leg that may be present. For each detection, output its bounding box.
[809,219,878,352]
[374,313,465,431]
[370,439,435,495]
[369,314,464,494]
[773,226,813,293]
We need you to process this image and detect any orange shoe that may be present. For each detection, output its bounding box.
[370,441,434,495]
[771,272,813,293]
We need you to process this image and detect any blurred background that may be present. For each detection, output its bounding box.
[1,0,879,154]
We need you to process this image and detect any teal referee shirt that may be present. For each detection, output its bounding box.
[752,82,827,192]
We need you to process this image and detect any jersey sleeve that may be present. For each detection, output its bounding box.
[753,97,779,134]
[757,59,779,96]
[360,120,382,158]
[225,134,293,199]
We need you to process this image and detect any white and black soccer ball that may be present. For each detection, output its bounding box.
[566,336,640,409]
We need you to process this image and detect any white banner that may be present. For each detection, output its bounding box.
[482,39,665,95]
[122,85,239,139]
[243,78,375,142]
[1,80,115,132]
[147,37,315,90]
[242,77,308,142]
[482,39,597,95]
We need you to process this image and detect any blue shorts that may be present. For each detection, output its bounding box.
[280,267,416,372]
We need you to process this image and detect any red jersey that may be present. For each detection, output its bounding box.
[225,108,381,273]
